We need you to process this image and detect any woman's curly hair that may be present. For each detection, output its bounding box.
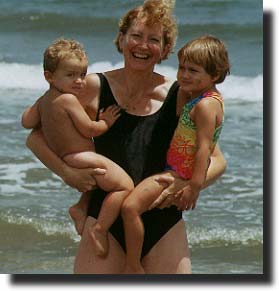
[114,0,177,60]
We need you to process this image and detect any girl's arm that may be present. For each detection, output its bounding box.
[26,129,105,192]
[175,100,217,210]
[149,143,226,210]
[149,99,226,210]
[21,97,42,129]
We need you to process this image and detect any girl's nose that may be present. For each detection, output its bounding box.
[75,77,82,83]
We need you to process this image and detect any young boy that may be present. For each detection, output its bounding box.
[21,38,134,257]
[118,35,230,273]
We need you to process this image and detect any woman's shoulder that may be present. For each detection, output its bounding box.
[85,73,101,90]
[153,73,177,101]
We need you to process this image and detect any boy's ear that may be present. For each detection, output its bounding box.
[44,71,53,83]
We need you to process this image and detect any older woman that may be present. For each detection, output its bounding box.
[26,0,226,274]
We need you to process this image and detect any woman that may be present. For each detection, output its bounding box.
[26,0,226,274]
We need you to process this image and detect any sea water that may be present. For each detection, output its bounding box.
[0,0,263,274]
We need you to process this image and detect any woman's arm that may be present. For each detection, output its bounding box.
[26,129,105,192]
[149,143,226,210]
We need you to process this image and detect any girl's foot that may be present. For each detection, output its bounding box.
[89,224,109,257]
[69,204,87,235]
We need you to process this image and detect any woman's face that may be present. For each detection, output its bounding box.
[120,20,165,71]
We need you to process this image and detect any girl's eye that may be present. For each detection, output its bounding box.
[81,73,86,78]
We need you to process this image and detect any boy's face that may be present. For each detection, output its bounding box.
[177,61,217,97]
[46,57,88,95]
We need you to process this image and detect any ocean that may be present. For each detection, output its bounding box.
[0,0,263,275]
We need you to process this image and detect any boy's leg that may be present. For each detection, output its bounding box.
[64,151,134,256]
[69,191,91,235]
[121,174,170,273]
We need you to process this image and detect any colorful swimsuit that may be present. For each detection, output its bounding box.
[166,91,224,179]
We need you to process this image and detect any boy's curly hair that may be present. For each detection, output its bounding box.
[43,38,88,72]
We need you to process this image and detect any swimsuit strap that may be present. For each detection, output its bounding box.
[203,91,224,111]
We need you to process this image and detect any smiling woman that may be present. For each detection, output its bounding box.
[24,0,228,274]
[0,0,263,276]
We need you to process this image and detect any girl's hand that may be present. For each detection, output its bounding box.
[62,166,106,193]
[148,173,189,210]
[99,105,122,128]
[175,185,200,211]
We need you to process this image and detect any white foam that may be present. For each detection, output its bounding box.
[0,61,263,102]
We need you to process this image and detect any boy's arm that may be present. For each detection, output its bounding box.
[62,94,120,137]
[26,129,105,192]
[21,97,42,129]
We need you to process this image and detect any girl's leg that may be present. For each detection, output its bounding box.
[141,219,192,274]
[89,188,131,257]
[74,216,126,274]
[121,174,169,273]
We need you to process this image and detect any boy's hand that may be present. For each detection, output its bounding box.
[99,105,122,128]
[176,183,200,211]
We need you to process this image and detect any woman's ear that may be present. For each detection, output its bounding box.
[161,43,172,61]
[118,32,125,52]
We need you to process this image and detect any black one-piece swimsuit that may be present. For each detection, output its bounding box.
[87,73,182,258]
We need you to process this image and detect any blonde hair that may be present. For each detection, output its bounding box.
[43,38,88,72]
[178,35,230,84]
[115,0,177,60]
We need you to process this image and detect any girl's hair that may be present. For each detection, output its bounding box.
[178,35,230,84]
[43,38,88,72]
[114,0,177,60]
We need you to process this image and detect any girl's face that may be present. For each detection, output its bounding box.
[177,61,217,97]
[46,57,88,95]
[119,20,166,71]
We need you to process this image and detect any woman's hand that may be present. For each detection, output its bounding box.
[62,166,106,193]
[148,173,190,210]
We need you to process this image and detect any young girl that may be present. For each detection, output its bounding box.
[117,35,230,273]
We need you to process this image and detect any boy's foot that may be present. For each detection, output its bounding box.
[69,205,87,235]
[89,224,109,258]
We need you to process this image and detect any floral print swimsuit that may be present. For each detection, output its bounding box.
[166,91,224,179]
